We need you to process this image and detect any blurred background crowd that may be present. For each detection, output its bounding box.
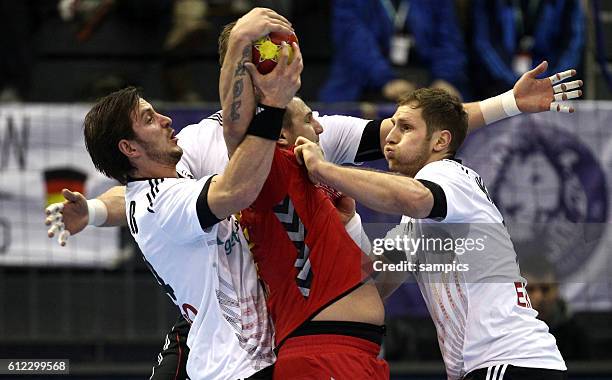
[0,0,600,104]
[1,0,611,379]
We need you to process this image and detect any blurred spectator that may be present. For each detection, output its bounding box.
[161,0,207,103]
[471,0,585,98]
[0,0,29,101]
[60,0,208,102]
[0,0,56,101]
[205,0,291,17]
[318,0,469,103]
[523,257,591,360]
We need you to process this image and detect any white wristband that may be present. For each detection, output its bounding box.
[87,199,108,226]
[479,90,522,125]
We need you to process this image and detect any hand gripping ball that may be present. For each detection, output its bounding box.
[252,32,299,74]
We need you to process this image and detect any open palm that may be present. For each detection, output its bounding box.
[514,61,582,113]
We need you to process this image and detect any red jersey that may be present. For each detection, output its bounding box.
[241,148,366,346]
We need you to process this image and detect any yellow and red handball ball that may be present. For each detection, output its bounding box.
[252,32,299,74]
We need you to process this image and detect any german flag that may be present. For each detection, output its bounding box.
[43,168,87,206]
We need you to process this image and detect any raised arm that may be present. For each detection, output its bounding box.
[209,36,303,219]
[377,61,582,150]
[219,8,293,155]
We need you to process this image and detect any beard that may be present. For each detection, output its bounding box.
[387,138,431,177]
[142,141,183,167]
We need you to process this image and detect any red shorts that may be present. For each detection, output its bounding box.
[273,334,389,380]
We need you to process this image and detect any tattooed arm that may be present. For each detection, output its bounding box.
[219,8,293,155]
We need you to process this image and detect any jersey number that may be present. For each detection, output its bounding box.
[514,282,532,308]
[128,201,138,234]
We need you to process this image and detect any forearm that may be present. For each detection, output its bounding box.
[313,163,432,218]
[209,136,276,218]
[464,101,486,131]
[220,33,256,155]
[374,262,410,299]
[379,99,503,143]
[365,248,410,299]
[96,186,127,227]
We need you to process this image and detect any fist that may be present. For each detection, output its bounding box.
[252,32,299,74]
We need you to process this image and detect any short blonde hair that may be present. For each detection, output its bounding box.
[399,88,468,155]
[217,21,237,66]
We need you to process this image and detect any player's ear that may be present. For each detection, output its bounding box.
[118,139,140,158]
[432,130,452,153]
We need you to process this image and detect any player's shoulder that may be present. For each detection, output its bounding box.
[176,111,223,138]
[417,158,473,179]
[176,111,227,166]
[127,177,203,200]
[129,176,215,225]
[318,114,370,129]
[126,177,172,194]
[317,114,372,163]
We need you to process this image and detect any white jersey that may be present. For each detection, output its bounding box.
[175,111,371,173]
[394,159,566,379]
[176,111,229,178]
[317,114,370,164]
[143,111,371,378]
[126,175,274,380]
[175,111,372,248]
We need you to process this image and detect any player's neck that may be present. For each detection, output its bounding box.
[132,163,178,180]
[423,151,449,167]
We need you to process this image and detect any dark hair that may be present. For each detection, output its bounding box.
[398,88,468,156]
[83,86,140,184]
[218,21,238,66]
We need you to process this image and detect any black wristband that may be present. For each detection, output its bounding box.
[246,104,286,141]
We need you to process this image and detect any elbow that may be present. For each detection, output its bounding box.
[228,182,261,211]
[240,184,261,209]
[398,185,432,219]
[222,128,244,157]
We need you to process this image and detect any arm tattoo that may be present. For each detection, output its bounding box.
[230,100,242,122]
[230,46,251,122]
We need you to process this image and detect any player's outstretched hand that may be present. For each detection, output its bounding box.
[514,61,583,114]
[44,189,88,246]
[244,41,303,108]
[232,8,293,43]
